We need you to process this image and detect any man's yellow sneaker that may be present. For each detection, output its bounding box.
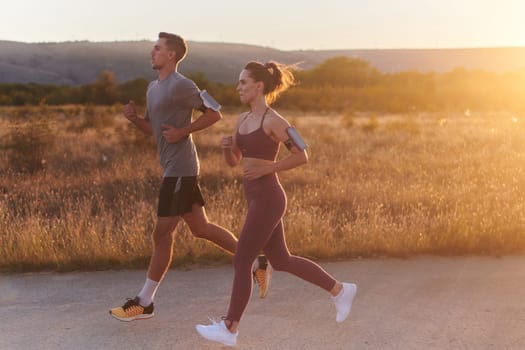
[253,256,273,298]
[109,297,154,322]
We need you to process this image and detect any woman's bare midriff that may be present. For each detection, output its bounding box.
[242,157,274,173]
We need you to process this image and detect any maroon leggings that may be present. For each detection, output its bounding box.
[226,174,337,322]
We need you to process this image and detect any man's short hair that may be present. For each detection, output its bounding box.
[158,32,187,63]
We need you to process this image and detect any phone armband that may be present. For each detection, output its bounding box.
[284,126,307,151]
[199,90,221,111]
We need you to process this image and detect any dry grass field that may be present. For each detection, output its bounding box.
[1,105,525,272]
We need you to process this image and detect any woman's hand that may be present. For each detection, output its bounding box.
[222,135,241,167]
[220,135,233,149]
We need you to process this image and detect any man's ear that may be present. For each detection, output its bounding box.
[168,50,177,61]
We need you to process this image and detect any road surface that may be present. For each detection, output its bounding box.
[1,256,524,349]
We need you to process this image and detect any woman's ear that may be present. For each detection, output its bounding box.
[256,81,264,92]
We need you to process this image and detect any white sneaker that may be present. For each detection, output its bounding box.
[195,318,238,347]
[333,282,357,323]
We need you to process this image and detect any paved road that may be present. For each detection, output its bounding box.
[1,256,525,349]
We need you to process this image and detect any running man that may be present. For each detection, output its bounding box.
[109,32,271,322]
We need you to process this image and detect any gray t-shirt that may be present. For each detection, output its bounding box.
[145,72,204,177]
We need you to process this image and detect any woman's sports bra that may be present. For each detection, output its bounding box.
[236,108,279,161]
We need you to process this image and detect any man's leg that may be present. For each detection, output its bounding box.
[109,216,180,321]
[147,216,181,281]
[183,204,237,254]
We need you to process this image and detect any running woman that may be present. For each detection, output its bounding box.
[195,61,357,347]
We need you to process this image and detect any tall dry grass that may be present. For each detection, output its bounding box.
[1,106,525,272]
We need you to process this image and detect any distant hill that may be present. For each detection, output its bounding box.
[1,40,524,85]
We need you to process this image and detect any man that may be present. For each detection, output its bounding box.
[109,32,271,322]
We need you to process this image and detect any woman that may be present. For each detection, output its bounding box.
[195,61,357,346]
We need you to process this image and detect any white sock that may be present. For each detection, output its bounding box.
[137,278,159,306]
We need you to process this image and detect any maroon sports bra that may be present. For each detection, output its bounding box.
[236,108,279,161]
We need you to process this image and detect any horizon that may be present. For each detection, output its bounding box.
[2,38,525,52]
[1,0,524,51]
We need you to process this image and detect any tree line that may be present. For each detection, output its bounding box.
[1,57,524,112]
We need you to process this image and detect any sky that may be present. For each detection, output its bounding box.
[1,0,524,51]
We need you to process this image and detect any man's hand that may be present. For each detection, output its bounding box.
[124,100,138,122]
[162,124,188,144]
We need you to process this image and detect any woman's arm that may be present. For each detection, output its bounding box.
[242,114,308,180]
[220,114,245,167]
[221,134,242,167]
[268,113,309,171]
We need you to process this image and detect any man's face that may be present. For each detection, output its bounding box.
[150,38,175,70]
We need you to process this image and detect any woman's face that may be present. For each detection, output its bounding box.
[236,69,261,104]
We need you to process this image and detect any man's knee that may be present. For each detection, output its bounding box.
[152,218,178,243]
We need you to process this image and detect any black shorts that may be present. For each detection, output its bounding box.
[157,176,205,217]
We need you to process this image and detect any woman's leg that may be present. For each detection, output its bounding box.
[263,221,337,292]
[226,199,283,323]
[263,222,357,323]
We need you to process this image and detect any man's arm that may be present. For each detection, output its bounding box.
[186,108,222,134]
[130,116,153,135]
[162,108,222,144]
[124,101,153,135]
